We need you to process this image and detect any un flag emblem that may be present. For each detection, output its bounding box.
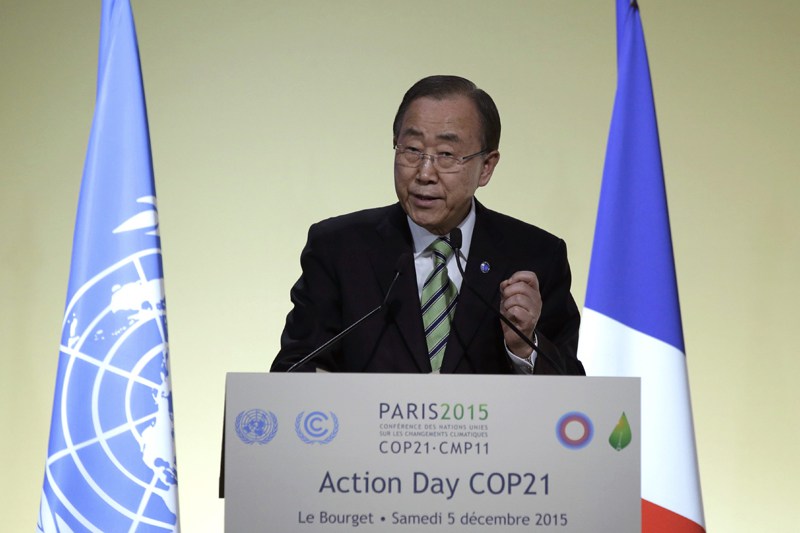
[235,409,278,445]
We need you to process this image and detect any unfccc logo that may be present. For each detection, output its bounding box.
[295,411,339,444]
[556,412,594,450]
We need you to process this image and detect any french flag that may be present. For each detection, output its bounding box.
[579,1,705,531]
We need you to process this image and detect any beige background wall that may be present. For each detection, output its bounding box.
[2,1,798,531]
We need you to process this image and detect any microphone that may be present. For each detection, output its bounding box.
[287,253,411,372]
[449,228,566,375]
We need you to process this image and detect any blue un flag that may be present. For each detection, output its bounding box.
[38,1,180,531]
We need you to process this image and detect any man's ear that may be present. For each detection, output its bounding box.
[478,150,500,187]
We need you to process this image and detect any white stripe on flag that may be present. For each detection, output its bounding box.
[579,307,704,527]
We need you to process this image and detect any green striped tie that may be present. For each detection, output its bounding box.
[421,237,458,372]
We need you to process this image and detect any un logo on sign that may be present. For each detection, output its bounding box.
[235,409,278,445]
[295,411,339,444]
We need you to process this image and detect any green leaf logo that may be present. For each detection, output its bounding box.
[609,412,632,451]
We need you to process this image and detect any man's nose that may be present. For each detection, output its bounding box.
[417,155,438,181]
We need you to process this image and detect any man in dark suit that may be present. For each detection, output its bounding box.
[271,75,584,375]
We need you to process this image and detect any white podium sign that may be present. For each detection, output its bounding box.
[224,373,639,532]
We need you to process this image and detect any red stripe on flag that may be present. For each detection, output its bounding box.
[643,499,705,533]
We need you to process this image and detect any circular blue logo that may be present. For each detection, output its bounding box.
[235,409,278,445]
[295,411,339,444]
[556,412,594,449]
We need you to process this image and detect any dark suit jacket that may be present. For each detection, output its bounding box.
[271,201,584,375]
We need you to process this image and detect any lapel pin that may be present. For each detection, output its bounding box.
[480,261,491,274]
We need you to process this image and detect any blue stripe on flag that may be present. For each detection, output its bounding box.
[585,0,684,352]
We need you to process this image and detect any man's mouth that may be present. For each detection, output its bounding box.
[411,192,441,203]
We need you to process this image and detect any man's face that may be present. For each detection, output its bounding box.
[394,95,499,235]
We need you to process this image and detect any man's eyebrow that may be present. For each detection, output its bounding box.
[435,132,461,143]
[399,127,423,139]
[398,127,462,144]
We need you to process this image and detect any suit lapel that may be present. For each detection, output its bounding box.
[441,203,509,373]
[369,205,429,372]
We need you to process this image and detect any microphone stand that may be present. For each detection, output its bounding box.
[287,256,407,372]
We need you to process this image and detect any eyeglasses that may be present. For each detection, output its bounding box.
[393,144,488,173]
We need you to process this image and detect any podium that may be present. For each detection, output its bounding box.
[222,373,640,532]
